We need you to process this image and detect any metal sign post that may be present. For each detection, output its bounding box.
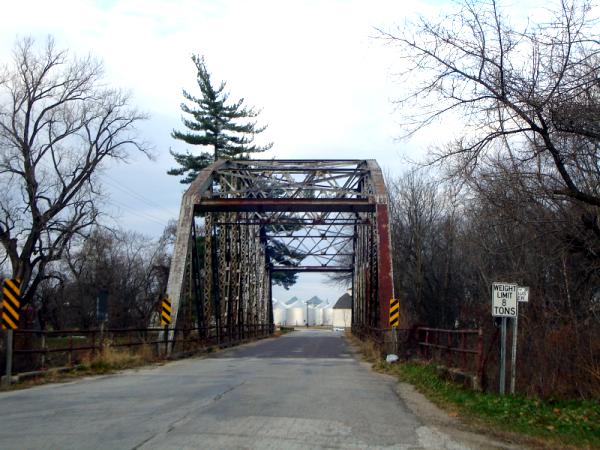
[3,330,13,386]
[499,317,507,395]
[510,315,518,394]
[164,325,169,355]
[510,286,529,395]
[492,282,518,396]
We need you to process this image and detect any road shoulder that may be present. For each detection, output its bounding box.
[395,381,524,450]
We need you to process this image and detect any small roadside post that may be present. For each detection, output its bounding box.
[2,278,22,387]
[389,298,400,355]
[96,289,109,352]
[491,282,518,395]
[510,286,529,394]
[160,296,172,356]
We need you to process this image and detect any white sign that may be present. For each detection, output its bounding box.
[517,286,529,303]
[492,282,518,317]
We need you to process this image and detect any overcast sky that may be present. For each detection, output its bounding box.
[0,0,554,302]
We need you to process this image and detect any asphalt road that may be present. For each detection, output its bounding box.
[0,330,490,449]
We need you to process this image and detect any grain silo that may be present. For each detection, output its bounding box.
[314,304,324,326]
[322,301,333,326]
[272,298,287,326]
[306,303,316,326]
[285,298,305,326]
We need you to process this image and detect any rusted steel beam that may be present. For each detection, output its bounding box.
[187,159,231,201]
[232,159,364,164]
[375,203,394,328]
[268,233,355,238]
[195,198,375,213]
[214,219,366,226]
[164,158,397,346]
[270,266,353,273]
[365,160,395,329]
[219,167,364,173]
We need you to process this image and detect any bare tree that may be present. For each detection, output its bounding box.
[36,227,171,329]
[325,239,353,288]
[388,170,465,326]
[0,37,148,303]
[378,0,600,208]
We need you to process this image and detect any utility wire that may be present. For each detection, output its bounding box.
[101,172,177,218]
[105,197,170,229]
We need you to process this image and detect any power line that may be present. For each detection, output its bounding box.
[104,197,170,229]
[101,172,177,218]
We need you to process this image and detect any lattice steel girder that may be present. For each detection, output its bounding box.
[271,266,353,272]
[195,198,375,213]
[162,159,395,349]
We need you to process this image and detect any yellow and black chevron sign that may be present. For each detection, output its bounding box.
[389,298,400,328]
[160,296,172,326]
[1,278,21,330]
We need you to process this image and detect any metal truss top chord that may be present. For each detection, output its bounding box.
[270,265,353,273]
[195,198,375,213]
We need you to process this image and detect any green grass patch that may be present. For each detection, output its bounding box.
[381,361,600,448]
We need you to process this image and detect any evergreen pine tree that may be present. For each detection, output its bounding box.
[168,55,301,288]
[168,55,272,183]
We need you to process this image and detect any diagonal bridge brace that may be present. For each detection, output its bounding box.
[161,159,394,353]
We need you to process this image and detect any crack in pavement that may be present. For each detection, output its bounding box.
[212,380,246,403]
[131,380,247,449]
[131,434,157,450]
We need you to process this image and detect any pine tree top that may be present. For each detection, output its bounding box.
[168,55,272,184]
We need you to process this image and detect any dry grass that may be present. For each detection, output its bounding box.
[86,344,155,373]
[345,331,383,365]
[0,345,157,392]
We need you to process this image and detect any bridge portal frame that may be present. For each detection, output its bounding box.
[163,159,394,348]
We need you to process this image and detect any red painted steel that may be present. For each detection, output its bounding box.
[375,203,394,329]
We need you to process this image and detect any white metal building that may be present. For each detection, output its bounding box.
[322,301,333,326]
[332,293,352,329]
[285,298,306,326]
[272,298,287,326]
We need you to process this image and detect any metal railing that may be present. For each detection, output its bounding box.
[416,327,484,378]
[353,324,484,379]
[5,324,272,375]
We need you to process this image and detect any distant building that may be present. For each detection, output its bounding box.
[302,296,327,326]
[322,301,333,326]
[272,298,287,326]
[285,297,305,326]
[332,292,352,329]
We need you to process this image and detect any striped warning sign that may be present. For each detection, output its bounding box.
[389,298,400,327]
[1,278,21,330]
[160,296,172,326]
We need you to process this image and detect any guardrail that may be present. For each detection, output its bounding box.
[353,324,484,380]
[4,324,272,376]
[416,327,484,378]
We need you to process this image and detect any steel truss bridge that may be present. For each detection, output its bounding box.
[164,159,394,344]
